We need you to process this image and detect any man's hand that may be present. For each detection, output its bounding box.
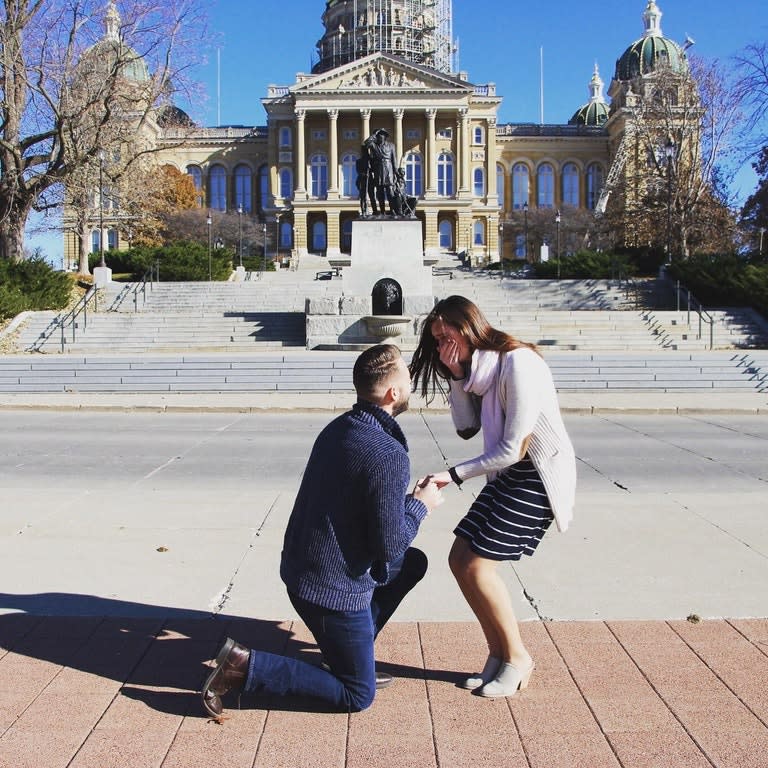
[412,476,444,514]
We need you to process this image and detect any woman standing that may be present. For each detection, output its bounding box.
[410,296,576,697]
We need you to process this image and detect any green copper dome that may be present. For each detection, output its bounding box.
[569,101,609,127]
[569,65,609,126]
[614,1,688,81]
[615,35,687,81]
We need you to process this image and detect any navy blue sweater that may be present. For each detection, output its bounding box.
[280,401,428,611]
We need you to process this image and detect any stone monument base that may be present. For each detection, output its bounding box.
[305,218,435,349]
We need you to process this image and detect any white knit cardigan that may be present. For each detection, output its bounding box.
[448,347,577,532]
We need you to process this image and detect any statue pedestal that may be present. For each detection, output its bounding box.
[342,219,432,312]
[306,218,435,349]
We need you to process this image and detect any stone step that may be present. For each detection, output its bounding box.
[0,352,765,394]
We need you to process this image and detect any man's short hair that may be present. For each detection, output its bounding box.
[353,344,402,402]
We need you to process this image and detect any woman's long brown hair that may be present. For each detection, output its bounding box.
[409,295,539,402]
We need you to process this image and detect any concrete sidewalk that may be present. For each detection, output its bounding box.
[1,405,767,766]
[2,613,767,768]
[1,389,767,414]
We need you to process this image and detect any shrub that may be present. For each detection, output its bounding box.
[0,258,72,321]
[668,254,768,315]
[532,250,635,280]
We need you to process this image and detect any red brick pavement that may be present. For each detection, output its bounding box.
[1,616,767,768]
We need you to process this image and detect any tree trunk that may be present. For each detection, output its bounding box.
[0,210,28,263]
[77,228,91,276]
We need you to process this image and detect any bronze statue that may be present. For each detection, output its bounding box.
[363,128,398,216]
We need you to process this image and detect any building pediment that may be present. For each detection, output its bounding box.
[291,53,473,95]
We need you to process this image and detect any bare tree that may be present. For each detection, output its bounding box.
[734,41,768,149]
[607,56,743,258]
[0,0,207,265]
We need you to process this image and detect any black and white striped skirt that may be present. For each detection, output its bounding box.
[454,458,553,561]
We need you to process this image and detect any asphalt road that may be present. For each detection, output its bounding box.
[1,411,766,622]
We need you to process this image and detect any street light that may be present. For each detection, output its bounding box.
[237,205,244,268]
[262,222,267,278]
[664,137,675,263]
[206,211,212,281]
[555,209,561,279]
[98,151,106,268]
[498,219,504,279]
[759,227,765,258]
[523,201,529,263]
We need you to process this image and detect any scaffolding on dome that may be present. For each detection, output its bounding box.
[312,0,454,75]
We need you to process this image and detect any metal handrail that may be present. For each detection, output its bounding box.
[131,261,160,312]
[59,286,99,352]
[675,280,714,350]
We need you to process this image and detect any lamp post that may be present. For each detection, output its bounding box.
[237,205,244,268]
[206,211,212,281]
[759,227,765,258]
[664,137,675,263]
[523,201,529,263]
[498,219,504,279]
[262,222,267,278]
[98,151,106,268]
[555,209,561,279]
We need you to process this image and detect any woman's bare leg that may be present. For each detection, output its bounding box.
[449,537,531,668]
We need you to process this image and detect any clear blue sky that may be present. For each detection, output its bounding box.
[28,0,767,264]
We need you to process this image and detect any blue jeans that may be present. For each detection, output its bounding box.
[244,547,427,712]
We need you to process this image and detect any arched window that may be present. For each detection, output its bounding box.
[279,168,293,200]
[562,163,579,207]
[279,126,292,148]
[186,165,203,207]
[107,229,118,250]
[586,163,604,210]
[312,220,327,251]
[473,220,484,245]
[259,165,269,211]
[310,154,328,198]
[209,165,227,211]
[234,165,252,213]
[515,233,526,259]
[341,218,353,252]
[404,152,422,196]
[341,153,357,197]
[512,163,529,209]
[437,152,454,196]
[473,168,485,197]
[496,163,505,210]
[537,163,554,208]
[91,230,101,254]
[279,220,293,249]
[473,126,484,145]
[438,220,453,250]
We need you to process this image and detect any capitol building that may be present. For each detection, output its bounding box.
[64,0,698,269]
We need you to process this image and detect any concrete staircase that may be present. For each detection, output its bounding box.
[0,350,766,394]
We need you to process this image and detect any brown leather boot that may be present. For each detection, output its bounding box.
[201,637,250,718]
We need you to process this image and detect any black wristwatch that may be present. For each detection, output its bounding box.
[449,466,463,487]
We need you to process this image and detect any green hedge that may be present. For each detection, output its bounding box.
[0,258,72,321]
[89,241,239,281]
[667,255,768,316]
[532,250,636,280]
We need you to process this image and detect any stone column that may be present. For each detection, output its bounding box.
[295,109,307,197]
[425,108,437,194]
[294,210,308,259]
[393,108,404,166]
[486,118,498,206]
[360,108,371,144]
[459,108,470,197]
[326,209,341,260]
[328,109,339,199]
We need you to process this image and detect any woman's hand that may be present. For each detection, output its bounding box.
[437,337,464,379]
[423,471,452,488]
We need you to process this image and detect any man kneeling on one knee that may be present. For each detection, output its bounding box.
[201,344,443,716]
